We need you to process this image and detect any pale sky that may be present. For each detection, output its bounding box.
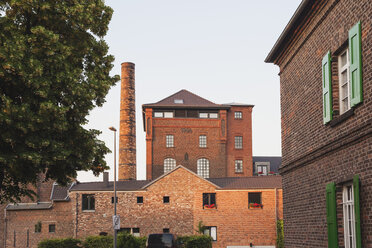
[77,0,302,182]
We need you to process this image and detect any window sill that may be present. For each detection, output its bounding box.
[203,208,217,210]
[235,172,244,174]
[248,208,263,210]
[329,108,354,127]
[82,210,95,212]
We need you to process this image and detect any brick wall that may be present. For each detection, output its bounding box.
[5,201,74,248]
[271,0,372,247]
[71,167,282,248]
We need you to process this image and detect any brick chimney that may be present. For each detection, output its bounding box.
[119,62,136,180]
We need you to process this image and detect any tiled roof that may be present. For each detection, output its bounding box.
[223,102,254,107]
[6,202,53,211]
[70,180,150,192]
[253,156,282,173]
[142,89,229,109]
[208,176,282,189]
[51,183,73,201]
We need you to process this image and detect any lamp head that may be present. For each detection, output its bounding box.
[109,126,117,132]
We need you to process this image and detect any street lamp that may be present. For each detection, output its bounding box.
[109,126,117,248]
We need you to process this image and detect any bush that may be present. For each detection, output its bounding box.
[177,235,212,248]
[38,238,81,248]
[117,232,146,248]
[276,219,284,248]
[83,235,113,248]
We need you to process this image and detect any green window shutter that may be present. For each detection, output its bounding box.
[353,175,362,248]
[322,51,332,124]
[349,21,363,107]
[326,182,338,248]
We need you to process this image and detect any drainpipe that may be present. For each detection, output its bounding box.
[75,193,79,238]
[275,188,278,237]
[4,207,7,248]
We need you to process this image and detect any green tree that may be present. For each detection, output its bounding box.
[0,0,120,203]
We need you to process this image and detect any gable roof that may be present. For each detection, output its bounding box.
[142,165,220,189]
[6,202,53,211]
[208,176,282,189]
[142,89,229,109]
[70,180,150,192]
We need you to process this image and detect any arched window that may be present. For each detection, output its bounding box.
[164,158,176,173]
[197,158,209,178]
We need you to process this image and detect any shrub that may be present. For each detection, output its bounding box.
[83,235,113,248]
[177,235,212,248]
[117,232,146,248]
[276,219,284,248]
[38,238,81,248]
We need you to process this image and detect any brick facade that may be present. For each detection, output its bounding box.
[143,91,254,180]
[70,167,282,248]
[266,0,372,247]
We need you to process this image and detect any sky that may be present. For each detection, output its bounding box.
[77,0,303,182]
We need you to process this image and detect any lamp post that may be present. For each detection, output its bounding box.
[109,126,117,248]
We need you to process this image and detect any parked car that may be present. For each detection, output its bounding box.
[146,233,178,248]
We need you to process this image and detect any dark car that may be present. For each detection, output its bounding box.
[146,233,178,248]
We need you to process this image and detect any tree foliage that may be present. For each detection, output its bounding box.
[0,0,120,203]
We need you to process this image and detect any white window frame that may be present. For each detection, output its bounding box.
[234,111,242,119]
[199,135,207,148]
[235,160,243,173]
[166,135,174,148]
[164,112,174,118]
[204,226,217,241]
[209,113,218,119]
[154,112,163,118]
[338,48,350,115]
[197,158,209,178]
[234,136,243,149]
[255,162,270,176]
[343,184,356,248]
[199,113,208,118]
[164,158,176,173]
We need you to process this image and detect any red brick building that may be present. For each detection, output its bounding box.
[142,90,253,180]
[3,62,283,248]
[265,0,371,247]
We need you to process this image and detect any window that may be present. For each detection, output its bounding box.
[132,228,140,237]
[234,111,242,119]
[35,222,42,233]
[164,112,174,118]
[119,228,140,237]
[163,196,170,204]
[322,22,363,124]
[49,224,55,233]
[203,193,216,209]
[199,113,208,118]
[111,196,118,203]
[235,160,243,173]
[82,194,95,211]
[235,136,243,149]
[339,49,350,114]
[197,158,209,178]
[163,228,170,233]
[154,112,163,118]
[174,99,183,104]
[248,192,262,208]
[137,196,143,204]
[199,135,207,148]
[209,113,218,118]
[204,226,217,241]
[166,135,174,148]
[199,112,218,118]
[164,158,176,173]
[257,165,268,175]
[343,185,356,248]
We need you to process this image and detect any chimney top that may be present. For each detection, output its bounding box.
[103,172,109,186]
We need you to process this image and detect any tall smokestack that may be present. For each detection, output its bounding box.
[119,62,136,180]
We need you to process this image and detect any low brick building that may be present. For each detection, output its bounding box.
[266,0,371,247]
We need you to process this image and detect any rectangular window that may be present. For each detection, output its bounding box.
[235,160,243,173]
[204,226,217,241]
[48,224,55,233]
[154,112,163,118]
[163,228,170,233]
[163,196,170,203]
[343,185,356,248]
[209,113,218,118]
[199,135,207,148]
[166,135,174,148]
[199,113,208,118]
[174,99,183,104]
[234,111,242,119]
[120,228,140,237]
[235,136,243,149]
[339,49,350,114]
[137,196,143,204]
[111,196,118,204]
[132,228,140,237]
[203,193,216,209]
[35,222,42,233]
[82,194,95,211]
[248,192,262,209]
[257,165,268,175]
[164,112,174,118]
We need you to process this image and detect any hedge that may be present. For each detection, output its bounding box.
[38,238,81,248]
[117,232,146,248]
[276,219,284,248]
[83,236,113,248]
[177,235,212,248]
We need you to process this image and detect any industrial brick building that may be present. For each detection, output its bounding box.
[3,62,283,248]
[265,0,371,247]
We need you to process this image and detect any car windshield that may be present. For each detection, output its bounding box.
[148,234,173,247]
